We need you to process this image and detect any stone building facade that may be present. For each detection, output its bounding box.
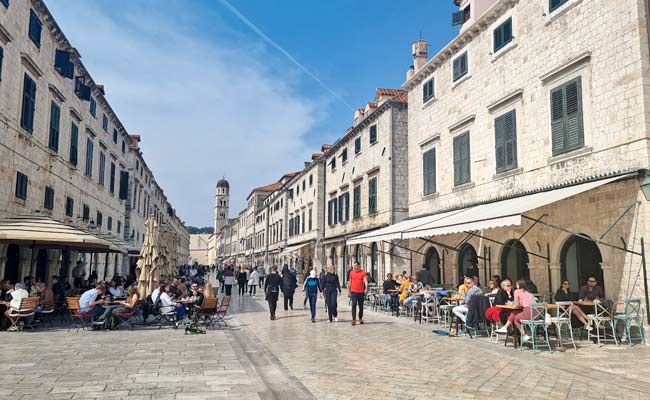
[386,0,650,299]
[0,0,188,286]
[323,89,409,285]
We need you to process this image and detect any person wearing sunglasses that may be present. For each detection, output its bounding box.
[555,279,592,331]
[578,276,604,301]
[486,278,514,324]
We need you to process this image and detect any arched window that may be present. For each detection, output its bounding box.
[425,247,441,285]
[500,240,529,281]
[561,235,603,292]
[458,243,479,284]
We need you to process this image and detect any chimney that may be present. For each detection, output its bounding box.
[412,39,428,71]
[406,65,415,80]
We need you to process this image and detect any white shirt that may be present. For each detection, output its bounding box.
[108,286,125,297]
[248,271,259,285]
[79,289,99,312]
[8,289,28,310]
[159,292,175,313]
[151,288,160,303]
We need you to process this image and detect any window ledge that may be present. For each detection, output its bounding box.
[547,146,592,165]
[14,198,26,206]
[493,167,523,181]
[452,182,475,192]
[422,97,437,110]
[491,42,517,63]
[545,0,584,26]
[369,141,378,147]
[451,74,471,90]
[354,151,362,157]
[422,192,439,200]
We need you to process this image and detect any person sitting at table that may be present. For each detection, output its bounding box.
[2,283,29,331]
[485,278,514,324]
[403,277,424,310]
[555,279,592,331]
[108,286,140,329]
[452,277,483,323]
[154,283,185,325]
[51,276,66,304]
[79,284,106,320]
[108,280,126,298]
[168,278,182,299]
[523,278,538,294]
[485,279,499,295]
[383,273,398,306]
[34,282,55,323]
[578,276,605,301]
[494,279,537,339]
[398,276,413,305]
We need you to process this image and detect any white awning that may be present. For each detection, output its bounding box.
[348,174,632,244]
[280,242,312,256]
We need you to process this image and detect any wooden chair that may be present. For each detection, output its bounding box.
[195,297,219,329]
[6,297,37,331]
[66,296,91,331]
[213,296,231,328]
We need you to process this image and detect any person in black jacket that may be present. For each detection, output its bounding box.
[416,266,434,287]
[322,266,341,323]
[264,266,282,320]
[281,265,297,310]
[555,279,591,329]
[236,267,248,296]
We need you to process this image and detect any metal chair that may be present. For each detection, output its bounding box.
[519,302,553,352]
[549,301,577,350]
[613,299,645,346]
[421,295,439,324]
[587,299,616,346]
[213,296,231,328]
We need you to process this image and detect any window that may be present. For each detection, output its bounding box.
[338,192,349,222]
[302,180,306,191]
[353,185,361,219]
[551,77,584,156]
[368,177,377,214]
[341,148,348,162]
[28,10,42,48]
[69,123,79,166]
[65,197,74,217]
[54,49,74,79]
[117,220,121,234]
[550,0,569,13]
[495,110,518,172]
[107,216,113,231]
[102,114,108,132]
[423,78,435,102]
[48,101,60,152]
[423,148,436,195]
[328,198,338,226]
[308,208,313,231]
[85,138,94,177]
[330,157,336,171]
[453,132,471,186]
[109,162,116,193]
[301,211,305,232]
[493,18,513,53]
[296,184,300,195]
[20,74,36,133]
[74,77,91,101]
[369,125,377,144]
[309,174,313,187]
[43,186,54,210]
[354,137,361,154]
[99,152,106,186]
[119,171,129,200]
[15,172,27,200]
[121,140,126,154]
[112,129,118,144]
[89,98,96,117]
[338,194,344,223]
[295,215,300,235]
[96,211,103,227]
[82,205,90,222]
[289,217,294,236]
[453,52,468,82]
[452,4,471,26]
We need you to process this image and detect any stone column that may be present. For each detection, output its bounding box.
[549,264,561,295]
[600,263,616,299]
[19,247,33,281]
[46,249,60,286]
[0,244,7,280]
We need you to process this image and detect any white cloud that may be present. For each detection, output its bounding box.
[46,1,324,226]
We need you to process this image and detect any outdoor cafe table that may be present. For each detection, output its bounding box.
[443,296,463,330]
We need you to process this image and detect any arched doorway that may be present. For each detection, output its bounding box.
[370,242,378,283]
[458,243,479,284]
[561,235,603,292]
[4,244,20,284]
[425,247,441,285]
[342,246,349,287]
[35,249,48,282]
[500,240,529,281]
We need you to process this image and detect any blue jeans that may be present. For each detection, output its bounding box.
[175,305,186,320]
[308,293,318,320]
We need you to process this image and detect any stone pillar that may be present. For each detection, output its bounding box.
[0,244,7,280]
[19,247,33,281]
[549,264,561,295]
[601,263,616,299]
[46,249,60,286]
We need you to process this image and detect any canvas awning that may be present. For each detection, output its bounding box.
[0,215,114,251]
[92,232,133,254]
[348,174,632,245]
[280,242,312,256]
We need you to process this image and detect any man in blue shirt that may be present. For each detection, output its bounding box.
[79,284,106,318]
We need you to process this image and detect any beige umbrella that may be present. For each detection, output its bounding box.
[137,218,161,297]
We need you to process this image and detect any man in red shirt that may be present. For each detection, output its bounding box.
[348,261,368,326]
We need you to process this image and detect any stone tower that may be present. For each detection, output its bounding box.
[214,177,230,234]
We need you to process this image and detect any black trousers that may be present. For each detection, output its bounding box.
[267,292,278,317]
[350,292,365,321]
[249,284,256,296]
[284,292,294,310]
[238,282,247,296]
[258,277,265,288]
[225,285,232,296]
[324,289,338,321]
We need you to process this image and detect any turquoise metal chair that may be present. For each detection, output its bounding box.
[519,302,553,352]
[613,299,645,346]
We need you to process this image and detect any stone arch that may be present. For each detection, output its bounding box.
[499,240,530,281]
[458,243,479,283]
[424,246,441,285]
[560,234,603,293]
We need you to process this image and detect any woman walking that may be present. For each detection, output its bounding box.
[264,266,282,320]
[223,267,235,296]
[236,267,248,297]
[303,270,321,323]
[322,266,341,323]
[248,267,259,296]
[281,265,297,310]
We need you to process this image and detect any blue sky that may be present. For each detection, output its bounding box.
[47,0,458,227]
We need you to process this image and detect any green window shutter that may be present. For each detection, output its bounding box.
[48,101,60,152]
[353,185,361,218]
[344,192,350,221]
[423,149,436,195]
[69,123,78,166]
[493,26,502,53]
[453,57,460,81]
[338,194,344,223]
[368,178,377,213]
[461,133,470,184]
[565,78,584,152]
[460,53,467,76]
[504,110,517,169]
[495,114,506,172]
[453,134,470,186]
[550,86,566,156]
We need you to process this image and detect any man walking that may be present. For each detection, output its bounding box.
[348,261,368,326]
[264,266,282,320]
[257,265,266,289]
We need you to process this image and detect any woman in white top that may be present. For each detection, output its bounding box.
[248,267,260,296]
[156,284,185,324]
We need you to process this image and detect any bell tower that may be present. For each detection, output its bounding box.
[214,177,230,234]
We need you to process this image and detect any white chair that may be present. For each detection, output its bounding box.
[587,299,616,346]
[549,301,576,350]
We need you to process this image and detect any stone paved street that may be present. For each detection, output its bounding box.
[2,293,650,399]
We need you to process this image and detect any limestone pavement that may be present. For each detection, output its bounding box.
[2,292,650,399]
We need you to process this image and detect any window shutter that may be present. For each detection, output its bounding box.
[48,101,60,152]
[453,135,462,186]
[119,171,129,200]
[69,123,78,165]
[21,74,36,133]
[452,10,464,26]
[493,26,503,53]
[495,114,506,172]
[333,197,338,223]
[565,78,584,152]
[423,149,436,195]
[54,49,74,79]
[504,110,517,169]
[460,54,467,76]
[338,195,344,223]
[345,192,350,221]
[453,58,460,81]
[460,134,470,184]
[551,86,566,156]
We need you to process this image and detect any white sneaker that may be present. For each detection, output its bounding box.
[494,327,508,334]
[585,325,593,331]
[522,335,531,342]
[334,317,338,322]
